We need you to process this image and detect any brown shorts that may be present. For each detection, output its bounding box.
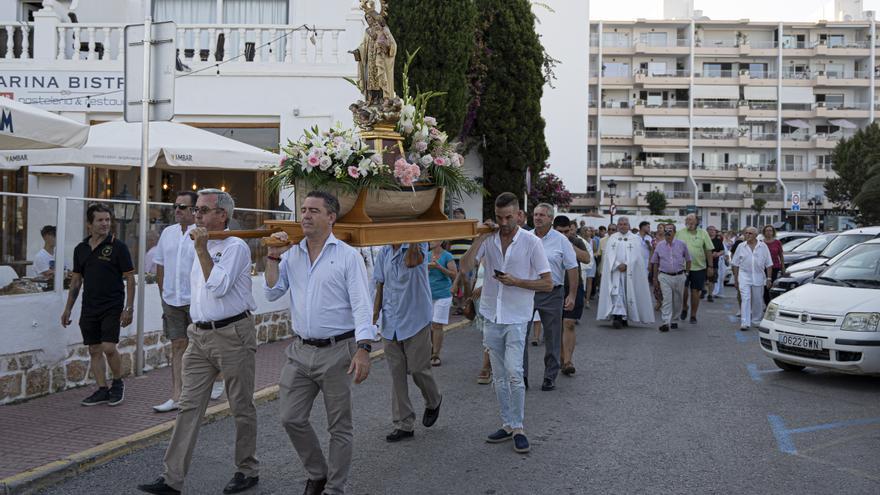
[162,301,191,341]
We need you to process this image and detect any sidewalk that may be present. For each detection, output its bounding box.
[0,315,466,494]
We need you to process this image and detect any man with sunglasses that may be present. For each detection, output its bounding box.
[151,192,197,413]
[650,224,691,332]
[139,189,259,495]
[731,227,773,331]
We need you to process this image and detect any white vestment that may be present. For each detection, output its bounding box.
[597,232,655,324]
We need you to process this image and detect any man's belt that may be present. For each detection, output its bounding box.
[300,330,355,348]
[194,311,249,330]
[661,271,686,276]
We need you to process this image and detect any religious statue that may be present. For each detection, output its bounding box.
[349,0,402,130]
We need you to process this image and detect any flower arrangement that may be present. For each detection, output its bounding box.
[395,50,482,198]
[270,124,397,194]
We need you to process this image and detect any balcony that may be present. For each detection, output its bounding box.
[739,132,777,148]
[0,17,349,76]
[634,38,690,55]
[813,102,870,119]
[748,40,778,55]
[634,100,689,115]
[737,165,777,179]
[634,69,690,87]
[667,191,695,206]
[692,163,738,179]
[814,70,870,87]
[814,40,870,56]
[694,130,737,146]
[600,101,635,115]
[813,132,853,149]
[600,70,635,87]
[695,39,739,55]
[697,192,746,207]
[694,70,738,84]
[780,132,813,149]
[634,129,689,147]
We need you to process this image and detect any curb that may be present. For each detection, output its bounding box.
[0,319,472,495]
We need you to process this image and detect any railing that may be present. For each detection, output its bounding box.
[694,100,738,109]
[782,71,812,80]
[694,131,737,140]
[601,161,634,169]
[698,192,743,201]
[749,102,777,110]
[782,41,809,49]
[824,70,871,79]
[643,130,690,139]
[693,163,740,171]
[781,103,812,111]
[747,70,777,79]
[828,40,870,49]
[602,37,632,48]
[748,132,778,141]
[601,70,633,79]
[53,23,346,65]
[641,100,689,108]
[781,133,810,142]
[636,161,689,169]
[601,101,633,109]
[697,70,736,78]
[753,192,782,200]
[782,164,807,172]
[668,191,694,199]
[639,69,690,77]
[698,39,738,48]
[0,22,32,60]
[749,41,778,49]
[638,38,690,48]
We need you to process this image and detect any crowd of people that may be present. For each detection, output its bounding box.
[57,188,786,495]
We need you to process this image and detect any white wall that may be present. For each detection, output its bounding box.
[536,0,589,194]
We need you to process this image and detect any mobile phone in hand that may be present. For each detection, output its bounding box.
[494,269,505,277]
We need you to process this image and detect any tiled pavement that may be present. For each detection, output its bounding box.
[0,314,464,482]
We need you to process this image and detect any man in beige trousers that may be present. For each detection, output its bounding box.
[138,189,259,495]
[372,242,442,442]
[264,191,375,495]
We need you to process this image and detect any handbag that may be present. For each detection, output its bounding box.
[463,297,477,321]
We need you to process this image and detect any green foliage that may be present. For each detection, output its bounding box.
[644,190,668,215]
[473,0,549,218]
[828,123,880,224]
[752,198,768,215]
[387,0,477,140]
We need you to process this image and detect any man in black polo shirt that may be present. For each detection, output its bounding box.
[61,203,135,407]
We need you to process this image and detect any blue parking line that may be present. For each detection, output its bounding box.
[727,314,740,324]
[768,415,880,455]
[747,363,780,382]
[735,332,759,343]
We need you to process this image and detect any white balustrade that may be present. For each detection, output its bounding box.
[1,23,32,60]
[55,23,124,61]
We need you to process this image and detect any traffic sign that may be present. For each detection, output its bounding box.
[610,204,617,216]
[791,191,801,212]
[124,21,176,123]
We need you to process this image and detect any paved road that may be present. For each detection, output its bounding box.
[40,290,880,494]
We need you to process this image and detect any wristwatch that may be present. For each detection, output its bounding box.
[357,342,372,353]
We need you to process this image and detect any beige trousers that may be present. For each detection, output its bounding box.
[659,272,687,326]
[162,317,259,490]
[279,337,356,495]
[383,324,442,432]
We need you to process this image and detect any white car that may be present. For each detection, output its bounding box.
[759,239,880,375]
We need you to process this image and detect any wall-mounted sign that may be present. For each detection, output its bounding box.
[0,71,125,112]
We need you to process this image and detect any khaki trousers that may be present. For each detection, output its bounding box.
[659,272,686,326]
[162,317,258,490]
[279,338,356,495]
[383,324,442,432]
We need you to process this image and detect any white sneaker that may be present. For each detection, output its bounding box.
[153,399,178,413]
[736,311,741,317]
[211,381,224,400]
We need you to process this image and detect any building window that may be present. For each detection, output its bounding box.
[153,0,217,23]
[224,0,288,24]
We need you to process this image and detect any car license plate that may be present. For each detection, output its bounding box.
[778,334,823,350]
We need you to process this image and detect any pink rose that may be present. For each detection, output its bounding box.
[307,155,320,167]
[433,156,447,167]
[347,166,360,179]
[414,141,428,152]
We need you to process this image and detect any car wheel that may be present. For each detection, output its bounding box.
[773,359,806,372]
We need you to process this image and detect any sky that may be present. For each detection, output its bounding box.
[590,0,880,21]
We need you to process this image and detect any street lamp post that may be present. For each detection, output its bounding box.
[608,179,618,224]
[807,197,823,232]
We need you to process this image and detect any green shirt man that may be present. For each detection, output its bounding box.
[676,226,714,272]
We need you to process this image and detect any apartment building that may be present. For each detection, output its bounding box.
[575,3,876,231]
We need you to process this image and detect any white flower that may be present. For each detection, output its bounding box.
[402,104,416,119]
[319,155,333,170]
[419,154,434,166]
[415,125,429,141]
[424,116,437,127]
[371,154,383,164]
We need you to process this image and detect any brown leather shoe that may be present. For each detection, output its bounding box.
[302,478,326,495]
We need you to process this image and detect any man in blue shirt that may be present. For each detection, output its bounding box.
[373,243,442,443]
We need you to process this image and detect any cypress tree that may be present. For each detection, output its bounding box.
[387,0,477,139]
[473,0,549,218]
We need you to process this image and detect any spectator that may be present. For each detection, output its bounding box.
[32,225,63,279]
[762,225,784,305]
[428,240,457,366]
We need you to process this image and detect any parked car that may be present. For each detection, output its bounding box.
[760,239,880,375]
[783,233,838,267]
[769,245,859,299]
[782,227,880,274]
[782,237,811,253]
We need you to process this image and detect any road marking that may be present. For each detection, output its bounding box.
[746,363,780,382]
[768,414,880,455]
[735,332,759,343]
[727,314,739,324]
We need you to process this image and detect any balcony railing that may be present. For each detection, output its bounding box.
[601,161,634,169]
[638,38,690,48]
[601,101,633,109]
[753,192,782,200]
[781,133,810,142]
[698,40,738,48]
[747,70,777,79]
[749,41,778,49]
[694,100,738,109]
[638,69,690,78]
[636,161,689,169]
[782,71,812,80]
[668,191,694,199]
[782,41,809,49]
[50,23,346,65]
[748,132,778,141]
[643,130,690,139]
[827,40,870,49]
[641,100,689,108]
[698,192,743,201]
[697,70,735,78]
[602,37,633,48]
[0,22,32,60]
[694,131,737,140]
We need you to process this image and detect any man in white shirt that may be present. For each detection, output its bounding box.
[460,192,552,455]
[152,192,197,413]
[264,191,375,495]
[32,225,60,278]
[731,227,773,331]
[523,203,578,392]
[139,189,259,495]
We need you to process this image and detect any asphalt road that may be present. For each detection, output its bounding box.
[39,289,880,494]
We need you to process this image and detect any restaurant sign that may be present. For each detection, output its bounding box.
[0,70,125,112]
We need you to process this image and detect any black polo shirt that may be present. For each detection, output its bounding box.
[73,234,134,316]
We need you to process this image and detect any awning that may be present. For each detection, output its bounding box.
[693,85,740,99]
[784,119,810,129]
[0,97,89,152]
[642,147,690,153]
[692,116,740,128]
[744,87,778,101]
[780,87,815,104]
[0,121,281,170]
[829,119,858,129]
[600,116,634,137]
[745,116,777,122]
[643,115,690,128]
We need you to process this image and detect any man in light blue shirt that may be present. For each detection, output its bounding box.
[373,242,442,443]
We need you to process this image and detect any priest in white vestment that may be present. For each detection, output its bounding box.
[597,217,655,328]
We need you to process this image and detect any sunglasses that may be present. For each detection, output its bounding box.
[191,206,224,215]
[173,203,191,211]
